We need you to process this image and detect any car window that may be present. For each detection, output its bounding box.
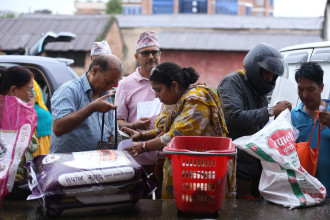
[313,63,330,100]
[0,58,79,112]
[270,49,313,108]
[0,63,51,109]
[27,66,52,109]
[310,48,330,100]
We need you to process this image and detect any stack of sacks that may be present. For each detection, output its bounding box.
[25,149,150,217]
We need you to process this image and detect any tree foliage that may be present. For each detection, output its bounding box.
[0,13,15,18]
[106,0,122,14]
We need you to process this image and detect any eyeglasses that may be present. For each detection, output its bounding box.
[137,50,160,58]
[24,86,34,94]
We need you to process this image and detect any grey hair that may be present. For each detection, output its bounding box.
[87,54,123,74]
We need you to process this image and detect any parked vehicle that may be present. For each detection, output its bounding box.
[0,55,78,111]
[0,31,78,111]
[270,41,330,108]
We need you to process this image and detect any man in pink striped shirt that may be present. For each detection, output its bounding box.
[115,31,162,198]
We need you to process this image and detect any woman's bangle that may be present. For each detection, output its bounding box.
[145,141,149,152]
[137,130,143,141]
[142,141,149,152]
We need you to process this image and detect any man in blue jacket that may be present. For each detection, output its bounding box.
[291,62,330,197]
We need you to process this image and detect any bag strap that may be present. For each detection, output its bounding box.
[100,108,118,147]
[317,113,321,151]
[101,113,105,141]
[114,107,117,147]
[308,111,320,150]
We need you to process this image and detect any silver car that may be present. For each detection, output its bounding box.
[0,55,78,111]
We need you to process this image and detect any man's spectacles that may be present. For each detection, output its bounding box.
[137,50,160,58]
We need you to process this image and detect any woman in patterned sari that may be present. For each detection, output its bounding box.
[123,62,235,199]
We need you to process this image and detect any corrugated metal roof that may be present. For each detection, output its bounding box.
[115,14,323,31]
[0,14,111,51]
[158,30,324,51]
[0,14,323,52]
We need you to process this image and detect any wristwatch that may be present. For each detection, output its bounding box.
[267,107,275,117]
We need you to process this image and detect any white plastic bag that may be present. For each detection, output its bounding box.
[233,109,326,208]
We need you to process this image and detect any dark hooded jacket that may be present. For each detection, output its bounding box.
[217,43,284,181]
[217,70,268,180]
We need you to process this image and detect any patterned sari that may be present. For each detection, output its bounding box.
[149,84,236,199]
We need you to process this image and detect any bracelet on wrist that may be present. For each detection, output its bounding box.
[142,141,149,152]
[138,130,143,141]
[145,141,149,152]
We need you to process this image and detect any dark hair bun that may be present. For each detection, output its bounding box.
[0,66,6,74]
[182,67,199,84]
[0,66,7,84]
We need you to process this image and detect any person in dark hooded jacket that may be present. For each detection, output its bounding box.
[217,43,292,199]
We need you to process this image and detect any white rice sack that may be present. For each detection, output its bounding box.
[233,109,326,208]
[25,150,148,200]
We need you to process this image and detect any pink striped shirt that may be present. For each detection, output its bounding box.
[115,68,161,165]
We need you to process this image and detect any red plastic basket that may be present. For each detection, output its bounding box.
[163,136,236,214]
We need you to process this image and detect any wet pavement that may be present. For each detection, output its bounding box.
[1,198,330,219]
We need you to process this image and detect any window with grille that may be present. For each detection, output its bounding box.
[153,0,174,14]
[179,0,207,14]
[214,0,238,15]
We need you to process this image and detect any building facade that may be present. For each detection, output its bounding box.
[126,0,274,15]
[74,0,273,16]
[75,1,107,14]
